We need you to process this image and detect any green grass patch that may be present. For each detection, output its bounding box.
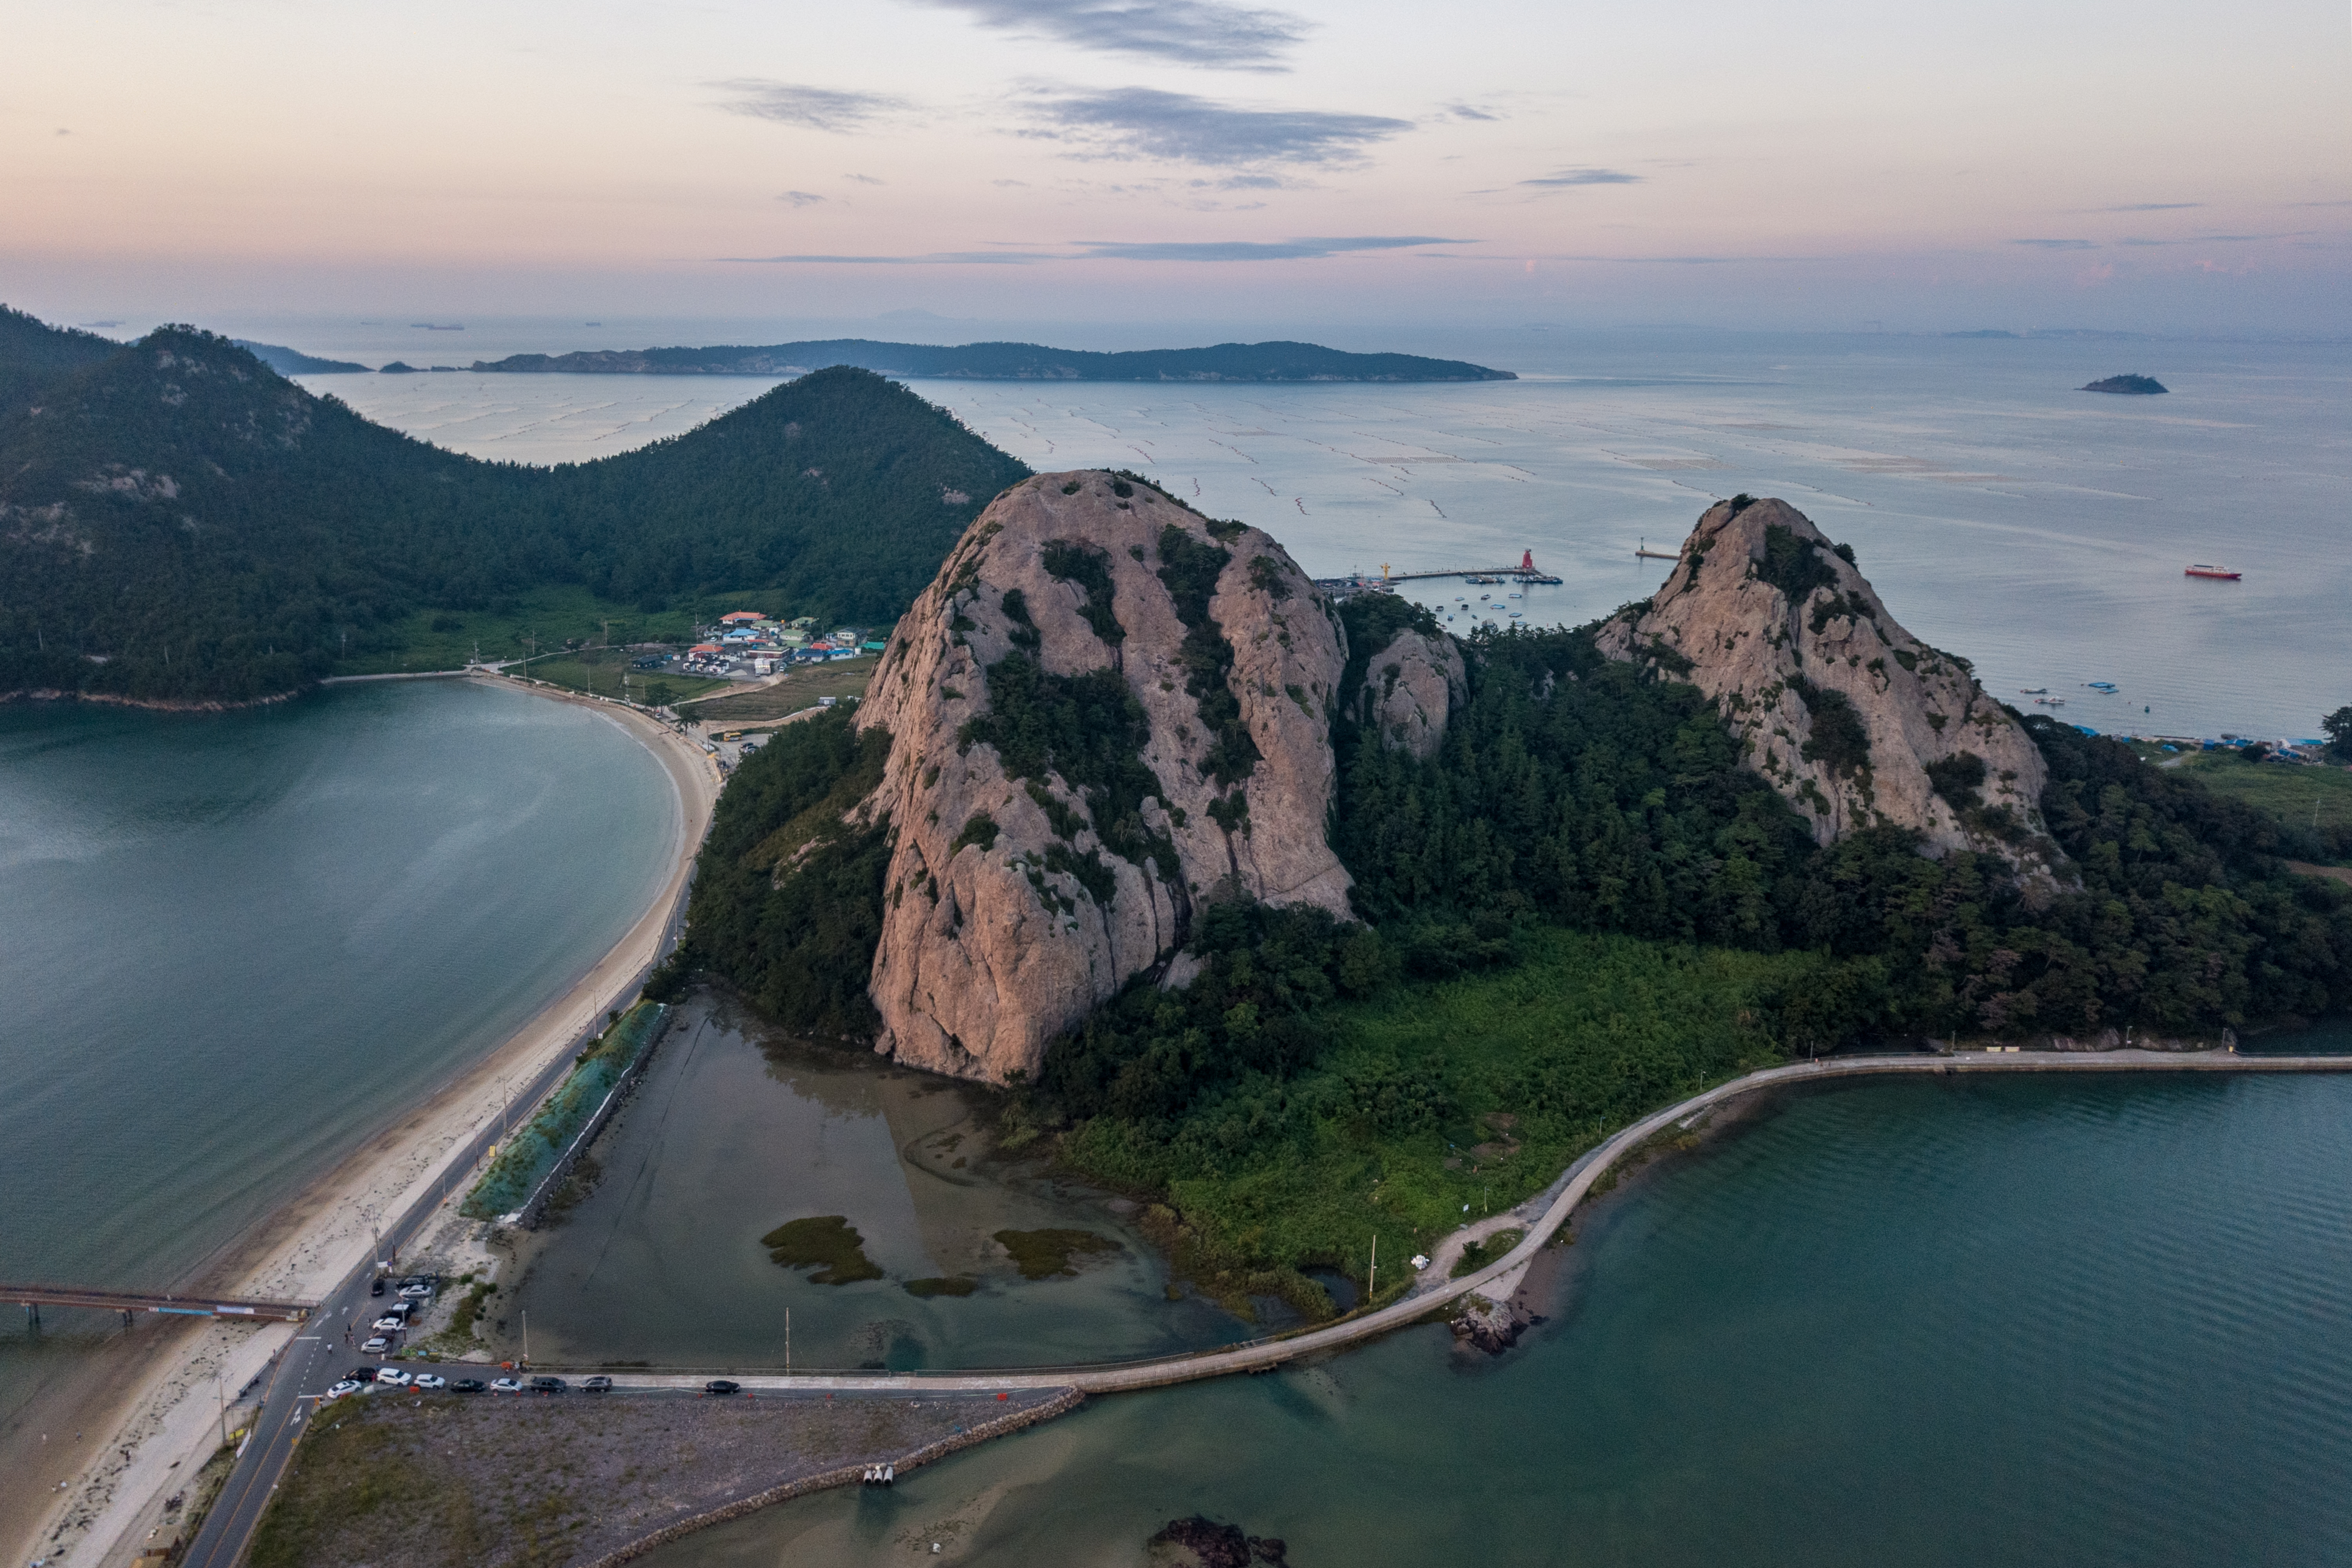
[761,1216,884,1283]
[520,646,731,706]
[1055,928,1806,1291]
[677,657,877,720]
[993,1228,1122,1280]
[331,583,707,677]
[902,1276,978,1298]
[460,1002,667,1219]
[1452,1229,1526,1278]
[2159,750,2352,845]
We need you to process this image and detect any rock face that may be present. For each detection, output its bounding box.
[1596,498,2050,867]
[1349,626,1466,760]
[854,471,1354,1084]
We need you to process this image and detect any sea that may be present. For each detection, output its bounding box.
[0,681,679,1500]
[290,325,2352,745]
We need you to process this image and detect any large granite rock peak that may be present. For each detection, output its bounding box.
[1596,497,2052,869]
[853,470,1354,1084]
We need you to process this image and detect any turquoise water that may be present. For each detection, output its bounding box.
[641,1072,2352,1566]
[0,680,678,1427]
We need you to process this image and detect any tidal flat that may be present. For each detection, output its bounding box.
[493,996,1257,1374]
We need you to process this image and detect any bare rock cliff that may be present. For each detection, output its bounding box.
[1348,626,1466,760]
[853,470,1353,1084]
[1596,497,2051,867]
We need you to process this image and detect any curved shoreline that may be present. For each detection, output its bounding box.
[7,676,718,1568]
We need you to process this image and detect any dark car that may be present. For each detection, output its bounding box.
[583,1376,614,1393]
[369,1278,386,1297]
[704,1379,740,1396]
[529,1376,567,1394]
[345,1367,379,1383]
[452,1379,487,1393]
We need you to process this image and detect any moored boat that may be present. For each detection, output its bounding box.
[2184,564,2241,580]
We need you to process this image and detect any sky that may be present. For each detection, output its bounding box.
[5,0,2350,335]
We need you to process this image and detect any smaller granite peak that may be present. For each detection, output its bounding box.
[2080,373,2167,394]
[1596,497,2054,875]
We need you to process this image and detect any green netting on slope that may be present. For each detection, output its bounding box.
[461,1001,669,1219]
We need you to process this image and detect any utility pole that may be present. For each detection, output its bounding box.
[218,1370,227,1447]
[1367,1233,1377,1304]
[786,1309,791,1378]
[523,1309,529,1368]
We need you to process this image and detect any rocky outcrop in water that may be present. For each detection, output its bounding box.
[1149,1516,1289,1567]
[1448,1293,1524,1355]
[1596,497,2052,871]
[853,471,1354,1084]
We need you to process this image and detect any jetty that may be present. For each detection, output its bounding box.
[1315,550,1563,596]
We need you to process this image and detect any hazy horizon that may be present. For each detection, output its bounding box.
[9,0,2348,336]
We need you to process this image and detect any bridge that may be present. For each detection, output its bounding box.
[4,1282,314,1323]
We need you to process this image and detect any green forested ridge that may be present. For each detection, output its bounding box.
[0,310,1028,703]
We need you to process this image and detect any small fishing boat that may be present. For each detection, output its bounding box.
[2086,681,2118,693]
[2019,687,2049,695]
[2034,696,2067,707]
[2184,564,2241,580]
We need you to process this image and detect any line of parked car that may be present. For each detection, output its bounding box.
[319,1371,747,1402]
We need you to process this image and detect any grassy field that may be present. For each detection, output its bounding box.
[1064,928,1821,1310]
[515,647,733,706]
[2143,747,2352,840]
[330,584,801,678]
[678,657,877,722]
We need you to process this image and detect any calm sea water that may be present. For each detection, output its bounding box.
[303,330,2352,743]
[502,998,1254,1374]
[0,682,677,1432]
[640,1072,2352,1567]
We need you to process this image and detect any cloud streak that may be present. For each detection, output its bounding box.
[1520,167,1641,187]
[907,0,1307,69]
[711,81,907,132]
[1023,85,1412,167]
[778,190,826,206]
[723,235,1467,264]
[2010,238,2097,249]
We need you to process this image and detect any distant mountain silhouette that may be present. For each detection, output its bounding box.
[472,338,1515,383]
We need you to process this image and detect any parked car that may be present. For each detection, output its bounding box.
[490,1377,524,1394]
[323,1380,363,1402]
[383,1301,413,1320]
[346,1367,379,1383]
[369,1278,386,1298]
[704,1380,740,1396]
[397,1283,434,1300]
[452,1379,487,1393]
[412,1374,447,1390]
[375,1369,414,1388]
[371,1316,406,1333]
[529,1376,566,1394]
[362,1336,391,1354]
[583,1376,613,1393]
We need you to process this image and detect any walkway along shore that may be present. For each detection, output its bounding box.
[553,1047,2352,1400]
[11,676,719,1568]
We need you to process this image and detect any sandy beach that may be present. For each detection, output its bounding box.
[2,680,717,1568]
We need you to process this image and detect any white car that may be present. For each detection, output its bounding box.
[361,1336,391,1354]
[397,1284,434,1300]
[412,1374,447,1390]
[375,1369,414,1388]
[490,1376,524,1394]
[372,1316,406,1333]
[323,1380,363,1401]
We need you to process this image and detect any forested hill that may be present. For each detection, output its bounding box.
[0,310,1028,704]
[472,338,1516,383]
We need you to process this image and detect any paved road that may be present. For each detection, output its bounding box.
[180,1047,2352,1561]
[175,994,649,1568]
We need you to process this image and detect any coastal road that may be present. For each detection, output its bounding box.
[175,989,639,1568]
[180,1047,2352,1560]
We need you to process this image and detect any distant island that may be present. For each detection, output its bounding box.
[231,339,369,375]
[469,338,1516,383]
[2080,374,2168,395]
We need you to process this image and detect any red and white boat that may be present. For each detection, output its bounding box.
[2184,564,2241,580]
